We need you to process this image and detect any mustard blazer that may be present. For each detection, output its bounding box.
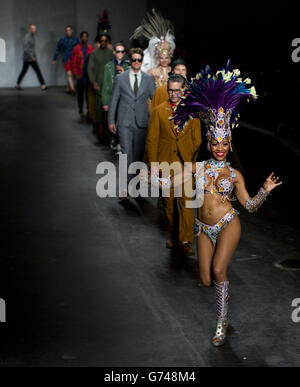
[150,84,169,115]
[146,101,202,164]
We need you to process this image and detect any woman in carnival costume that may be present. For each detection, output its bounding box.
[131,9,176,87]
[143,62,283,346]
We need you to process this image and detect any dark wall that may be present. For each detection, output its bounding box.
[0,0,148,87]
[146,1,298,68]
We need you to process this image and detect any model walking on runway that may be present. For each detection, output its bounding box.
[15,24,47,90]
[144,63,283,347]
[52,26,79,94]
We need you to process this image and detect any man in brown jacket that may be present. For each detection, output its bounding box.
[146,74,202,256]
[150,59,188,114]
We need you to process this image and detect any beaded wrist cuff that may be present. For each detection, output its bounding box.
[245,187,270,213]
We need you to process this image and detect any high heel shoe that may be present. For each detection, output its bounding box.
[212,280,229,347]
[212,319,228,347]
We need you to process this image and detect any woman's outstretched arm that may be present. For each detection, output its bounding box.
[234,170,283,213]
[140,162,199,189]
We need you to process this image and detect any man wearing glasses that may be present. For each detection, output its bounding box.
[87,33,114,141]
[151,58,188,113]
[108,48,156,200]
[146,74,202,257]
[102,42,130,152]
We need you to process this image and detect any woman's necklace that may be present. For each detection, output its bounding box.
[205,158,230,179]
[159,66,168,80]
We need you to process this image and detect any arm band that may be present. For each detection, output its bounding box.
[245,187,270,213]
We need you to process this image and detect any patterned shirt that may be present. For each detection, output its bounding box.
[71,43,94,79]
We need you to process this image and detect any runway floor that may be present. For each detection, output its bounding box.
[0,87,299,367]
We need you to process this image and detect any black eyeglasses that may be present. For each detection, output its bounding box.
[131,58,143,62]
[116,50,125,54]
[167,89,182,94]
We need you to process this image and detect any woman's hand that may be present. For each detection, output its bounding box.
[263,172,283,192]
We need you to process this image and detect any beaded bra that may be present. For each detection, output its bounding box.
[195,159,237,203]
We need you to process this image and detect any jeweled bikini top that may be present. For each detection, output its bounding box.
[203,159,236,202]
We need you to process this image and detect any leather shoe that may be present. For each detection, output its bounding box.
[180,243,195,256]
[166,238,174,249]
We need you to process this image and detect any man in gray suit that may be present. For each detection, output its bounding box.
[108,47,156,200]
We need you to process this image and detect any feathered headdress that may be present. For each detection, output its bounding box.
[97,10,111,36]
[131,9,175,70]
[172,60,258,148]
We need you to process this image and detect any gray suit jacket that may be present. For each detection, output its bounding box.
[108,70,156,128]
[23,33,36,62]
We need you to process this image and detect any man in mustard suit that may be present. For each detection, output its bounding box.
[150,59,188,114]
[146,74,202,256]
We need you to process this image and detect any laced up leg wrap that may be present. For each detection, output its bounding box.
[212,280,229,346]
[214,280,229,323]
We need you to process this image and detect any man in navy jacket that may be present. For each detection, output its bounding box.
[52,25,79,94]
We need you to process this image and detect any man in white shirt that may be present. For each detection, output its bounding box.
[108,48,156,200]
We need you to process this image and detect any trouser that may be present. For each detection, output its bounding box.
[95,93,103,125]
[17,60,45,85]
[115,130,120,144]
[95,93,108,141]
[118,122,148,184]
[87,85,96,123]
[113,111,120,145]
[162,161,195,244]
[77,80,89,113]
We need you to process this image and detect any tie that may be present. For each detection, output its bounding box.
[134,74,139,96]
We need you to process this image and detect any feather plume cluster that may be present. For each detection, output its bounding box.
[131,8,174,41]
[97,10,111,35]
[172,60,258,133]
